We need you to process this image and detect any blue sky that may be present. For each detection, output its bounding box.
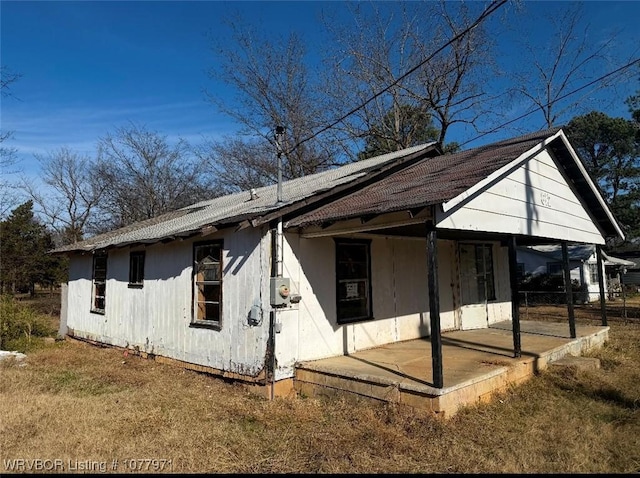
[2,0,639,191]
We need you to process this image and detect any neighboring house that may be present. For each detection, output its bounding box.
[610,251,640,291]
[52,127,625,397]
[516,244,635,302]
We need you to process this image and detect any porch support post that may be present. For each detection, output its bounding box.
[426,223,443,389]
[561,242,577,338]
[507,236,521,358]
[596,244,607,326]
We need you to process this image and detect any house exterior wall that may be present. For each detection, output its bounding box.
[66,227,271,377]
[617,255,640,288]
[66,227,514,384]
[272,233,512,380]
[517,249,606,302]
[624,270,640,288]
[517,249,583,281]
[273,234,431,380]
[436,149,606,244]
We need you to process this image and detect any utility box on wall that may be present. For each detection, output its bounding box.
[270,277,291,307]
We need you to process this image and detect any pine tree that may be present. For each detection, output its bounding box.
[0,201,63,294]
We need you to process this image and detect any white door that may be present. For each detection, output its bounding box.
[459,243,495,330]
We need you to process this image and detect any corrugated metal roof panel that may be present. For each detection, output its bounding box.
[53,143,436,253]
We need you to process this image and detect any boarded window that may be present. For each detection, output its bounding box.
[335,239,372,324]
[459,243,496,305]
[91,253,107,313]
[193,242,223,327]
[129,251,145,286]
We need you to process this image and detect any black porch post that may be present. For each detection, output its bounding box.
[596,244,608,326]
[507,236,521,358]
[426,223,443,389]
[561,242,577,338]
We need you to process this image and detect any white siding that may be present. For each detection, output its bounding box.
[66,227,271,377]
[488,244,512,324]
[274,234,459,377]
[437,150,606,244]
[67,227,512,383]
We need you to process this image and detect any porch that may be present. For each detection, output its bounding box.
[294,319,608,417]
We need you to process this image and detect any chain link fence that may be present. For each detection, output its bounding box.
[518,288,639,322]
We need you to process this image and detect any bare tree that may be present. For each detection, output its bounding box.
[22,147,104,244]
[412,1,502,145]
[0,66,23,218]
[196,136,277,194]
[95,124,214,231]
[0,66,21,96]
[205,1,503,177]
[0,134,20,219]
[322,1,502,154]
[205,18,340,189]
[510,3,630,128]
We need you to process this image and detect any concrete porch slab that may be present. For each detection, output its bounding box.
[294,320,609,417]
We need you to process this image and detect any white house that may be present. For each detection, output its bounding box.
[516,244,635,302]
[53,127,625,397]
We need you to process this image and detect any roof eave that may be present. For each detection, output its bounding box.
[554,130,625,241]
[253,143,440,228]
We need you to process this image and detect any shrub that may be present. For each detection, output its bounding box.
[519,273,583,304]
[0,294,55,352]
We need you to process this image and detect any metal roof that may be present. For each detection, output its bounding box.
[523,244,635,267]
[285,127,624,240]
[52,143,437,253]
[286,128,564,227]
[526,244,596,262]
[52,126,625,254]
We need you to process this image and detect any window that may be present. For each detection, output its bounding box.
[128,251,145,287]
[548,262,563,275]
[193,241,223,327]
[516,262,525,281]
[335,239,372,324]
[588,263,599,284]
[459,243,496,306]
[91,253,107,313]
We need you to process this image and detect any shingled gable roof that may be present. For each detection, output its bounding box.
[52,142,439,253]
[285,127,625,241]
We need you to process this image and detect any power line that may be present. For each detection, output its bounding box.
[459,57,640,148]
[285,0,508,156]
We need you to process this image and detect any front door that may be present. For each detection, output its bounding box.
[459,243,495,330]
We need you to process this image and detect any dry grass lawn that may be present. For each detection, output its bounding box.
[1,295,639,473]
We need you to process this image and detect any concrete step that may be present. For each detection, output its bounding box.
[550,355,601,371]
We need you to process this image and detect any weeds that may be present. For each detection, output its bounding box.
[0,298,639,473]
[0,294,55,352]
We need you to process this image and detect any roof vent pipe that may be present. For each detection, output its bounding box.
[275,126,285,204]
